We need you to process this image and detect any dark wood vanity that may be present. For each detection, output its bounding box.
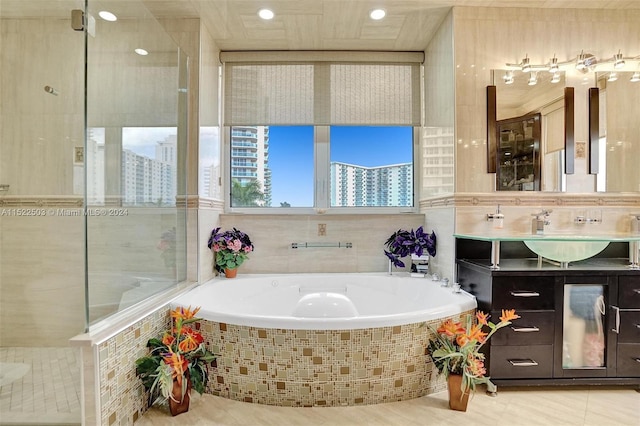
[456,236,640,388]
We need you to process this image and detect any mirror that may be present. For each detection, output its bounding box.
[595,72,640,192]
[489,70,569,191]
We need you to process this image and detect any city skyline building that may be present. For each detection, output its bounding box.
[230,126,271,206]
[330,161,413,207]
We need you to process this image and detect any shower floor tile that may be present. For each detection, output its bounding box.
[0,347,80,425]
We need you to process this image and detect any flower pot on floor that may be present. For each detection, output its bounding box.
[447,374,470,412]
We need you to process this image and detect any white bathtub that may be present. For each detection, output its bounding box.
[172,272,476,330]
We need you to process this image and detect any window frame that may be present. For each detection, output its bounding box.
[224,125,420,214]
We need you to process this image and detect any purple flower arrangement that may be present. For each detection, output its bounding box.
[207,227,254,272]
[384,226,436,268]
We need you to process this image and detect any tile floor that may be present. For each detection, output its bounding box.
[135,385,640,426]
[0,347,81,425]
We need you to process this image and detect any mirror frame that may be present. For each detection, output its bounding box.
[564,87,575,175]
[588,87,599,174]
[486,85,497,173]
[487,85,575,180]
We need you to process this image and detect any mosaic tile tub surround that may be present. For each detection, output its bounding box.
[199,309,474,407]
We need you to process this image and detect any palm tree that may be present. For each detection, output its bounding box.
[231,179,265,207]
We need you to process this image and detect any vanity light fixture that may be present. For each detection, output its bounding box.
[503,70,514,84]
[258,8,275,20]
[548,56,559,73]
[607,72,618,82]
[98,11,117,21]
[527,71,538,86]
[631,72,640,83]
[551,73,561,84]
[613,50,625,69]
[521,55,531,73]
[576,50,586,70]
[369,9,386,20]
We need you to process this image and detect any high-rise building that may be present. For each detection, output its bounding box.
[230,126,271,206]
[330,162,413,207]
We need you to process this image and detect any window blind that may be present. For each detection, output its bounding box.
[222,52,422,126]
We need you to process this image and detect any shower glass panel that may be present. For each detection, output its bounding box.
[85,1,188,324]
[0,1,85,424]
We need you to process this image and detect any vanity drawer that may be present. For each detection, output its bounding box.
[489,345,553,379]
[618,311,640,343]
[618,276,640,309]
[616,344,640,377]
[492,276,555,310]
[490,311,555,346]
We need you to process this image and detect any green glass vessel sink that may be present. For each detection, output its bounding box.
[523,239,609,263]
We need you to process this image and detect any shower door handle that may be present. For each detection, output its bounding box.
[611,305,620,334]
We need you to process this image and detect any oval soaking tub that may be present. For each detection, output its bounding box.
[172,273,477,407]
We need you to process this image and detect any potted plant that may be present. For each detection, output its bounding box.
[384,226,436,268]
[207,227,254,278]
[135,306,216,416]
[427,309,520,411]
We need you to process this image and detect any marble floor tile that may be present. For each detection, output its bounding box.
[134,386,640,426]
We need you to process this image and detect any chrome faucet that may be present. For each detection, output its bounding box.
[531,209,552,235]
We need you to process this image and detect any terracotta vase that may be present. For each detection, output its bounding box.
[169,374,191,416]
[224,267,238,278]
[447,374,470,412]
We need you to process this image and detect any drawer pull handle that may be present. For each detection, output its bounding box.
[611,306,620,334]
[633,289,640,294]
[508,359,539,367]
[511,326,540,332]
[635,358,640,364]
[510,291,540,297]
[635,324,640,329]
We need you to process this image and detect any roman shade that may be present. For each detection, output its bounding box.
[221,51,423,126]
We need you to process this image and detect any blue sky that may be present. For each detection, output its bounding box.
[269,126,412,207]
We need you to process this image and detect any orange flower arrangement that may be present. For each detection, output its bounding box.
[135,306,216,407]
[428,309,520,394]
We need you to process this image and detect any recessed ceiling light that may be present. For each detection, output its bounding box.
[370,9,386,20]
[134,48,149,56]
[98,11,117,22]
[258,9,274,20]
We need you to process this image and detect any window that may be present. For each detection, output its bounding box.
[222,52,422,212]
[229,125,414,209]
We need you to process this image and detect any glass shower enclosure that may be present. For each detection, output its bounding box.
[0,0,188,423]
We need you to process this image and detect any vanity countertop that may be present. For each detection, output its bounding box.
[454,233,640,242]
[457,257,636,272]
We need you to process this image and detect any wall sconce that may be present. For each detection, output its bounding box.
[548,56,559,73]
[521,55,531,73]
[527,72,538,86]
[607,72,618,82]
[613,50,625,69]
[631,72,640,83]
[503,70,514,84]
[551,73,561,83]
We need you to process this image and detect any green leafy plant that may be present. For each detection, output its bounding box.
[135,306,216,407]
[207,227,254,272]
[428,309,519,394]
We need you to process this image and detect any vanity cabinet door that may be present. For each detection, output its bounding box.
[489,345,553,378]
[618,311,640,343]
[490,311,555,346]
[616,344,640,377]
[618,276,640,309]
[492,276,555,310]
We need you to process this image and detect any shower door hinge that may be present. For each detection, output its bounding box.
[71,10,85,31]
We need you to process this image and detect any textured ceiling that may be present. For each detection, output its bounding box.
[2,0,639,51]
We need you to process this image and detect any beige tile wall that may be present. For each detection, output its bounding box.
[217,214,426,275]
